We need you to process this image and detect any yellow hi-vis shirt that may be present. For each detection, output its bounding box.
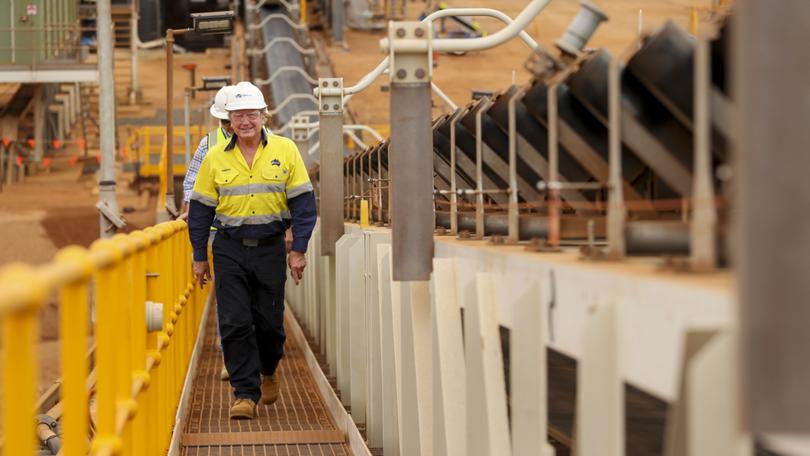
[191,131,314,228]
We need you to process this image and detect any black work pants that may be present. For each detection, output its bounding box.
[212,233,286,402]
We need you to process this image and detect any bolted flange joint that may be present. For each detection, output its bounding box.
[317,77,343,115]
[386,21,432,85]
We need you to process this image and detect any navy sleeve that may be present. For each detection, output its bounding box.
[188,199,216,261]
[288,191,317,253]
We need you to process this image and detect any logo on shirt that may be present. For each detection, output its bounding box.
[271,159,281,167]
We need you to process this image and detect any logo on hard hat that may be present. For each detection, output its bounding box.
[234,93,248,98]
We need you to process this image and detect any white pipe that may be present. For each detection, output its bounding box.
[250,13,306,31]
[317,5,544,98]
[268,93,318,116]
[431,82,458,110]
[248,37,314,56]
[381,1,551,53]
[424,8,539,50]
[272,110,319,134]
[345,130,368,149]
[305,123,384,141]
[255,66,318,86]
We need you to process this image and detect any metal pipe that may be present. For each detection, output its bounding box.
[547,83,560,248]
[318,6,542,99]
[380,0,552,53]
[97,0,121,236]
[250,12,306,31]
[435,212,692,254]
[431,82,458,111]
[183,89,192,167]
[268,93,318,116]
[247,36,314,56]
[475,98,494,238]
[255,65,317,86]
[690,34,717,271]
[422,7,539,50]
[607,55,626,258]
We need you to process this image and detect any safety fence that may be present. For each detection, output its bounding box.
[286,224,744,455]
[0,221,209,456]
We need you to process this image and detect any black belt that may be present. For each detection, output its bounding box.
[217,230,281,247]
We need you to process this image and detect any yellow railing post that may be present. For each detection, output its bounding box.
[90,239,123,456]
[111,234,135,456]
[56,247,93,456]
[1,265,43,456]
[129,232,149,456]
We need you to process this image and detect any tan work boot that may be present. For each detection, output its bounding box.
[260,374,280,405]
[220,366,229,381]
[229,398,257,419]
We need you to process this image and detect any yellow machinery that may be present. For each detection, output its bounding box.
[126,126,206,192]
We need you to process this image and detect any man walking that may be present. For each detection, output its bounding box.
[187,81,316,419]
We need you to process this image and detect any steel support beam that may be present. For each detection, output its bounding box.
[319,78,344,256]
[96,0,122,237]
[737,0,810,436]
[388,21,433,281]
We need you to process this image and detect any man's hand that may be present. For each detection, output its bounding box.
[177,209,189,221]
[193,260,211,288]
[288,251,306,285]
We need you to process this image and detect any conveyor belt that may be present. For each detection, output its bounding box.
[179,302,350,456]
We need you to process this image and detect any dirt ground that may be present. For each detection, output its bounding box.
[326,0,706,132]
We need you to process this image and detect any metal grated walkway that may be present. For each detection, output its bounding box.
[180,302,350,456]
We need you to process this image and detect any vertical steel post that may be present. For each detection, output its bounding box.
[690,34,717,271]
[33,85,45,163]
[607,55,626,258]
[449,109,463,235]
[318,77,344,256]
[737,0,810,435]
[332,0,344,42]
[388,21,433,281]
[507,87,526,243]
[130,0,140,105]
[547,83,560,248]
[184,89,192,168]
[474,98,493,240]
[161,29,178,222]
[97,0,121,237]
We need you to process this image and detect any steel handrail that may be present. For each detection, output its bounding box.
[316,6,543,99]
[255,65,317,86]
[268,93,319,116]
[247,37,314,56]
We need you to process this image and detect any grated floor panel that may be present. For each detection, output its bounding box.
[180,302,350,456]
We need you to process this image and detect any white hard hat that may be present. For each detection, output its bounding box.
[209,85,234,120]
[225,81,267,111]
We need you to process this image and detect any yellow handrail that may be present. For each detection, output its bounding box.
[0,221,209,456]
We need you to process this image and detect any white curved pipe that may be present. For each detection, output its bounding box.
[305,124,384,142]
[271,110,318,134]
[424,8,539,50]
[345,131,368,150]
[316,5,544,99]
[382,1,552,53]
[248,37,314,56]
[431,82,458,110]
[250,13,306,31]
[255,66,317,86]
[268,93,318,116]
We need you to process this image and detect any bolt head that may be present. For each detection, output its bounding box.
[414,27,425,38]
[332,81,339,87]
[332,104,340,111]
[322,81,328,87]
[415,68,426,79]
[396,69,407,79]
[322,104,329,110]
[396,28,406,38]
